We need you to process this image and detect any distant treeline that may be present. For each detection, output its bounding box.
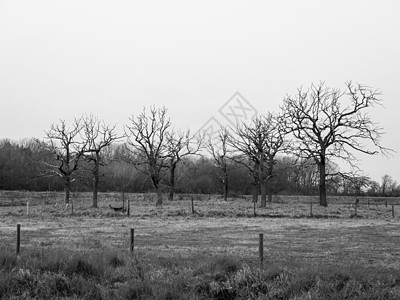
[1,138,398,197]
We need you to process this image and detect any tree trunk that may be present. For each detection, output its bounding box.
[267,181,272,204]
[168,164,176,201]
[267,161,273,204]
[92,155,100,208]
[92,176,98,208]
[151,169,163,206]
[258,155,266,207]
[223,171,228,201]
[156,188,163,206]
[319,160,327,207]
[260,180,267,208]
[65,176,71,204]
[252,185,258,203]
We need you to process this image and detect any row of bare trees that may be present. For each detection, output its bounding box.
[0,81,392,207]
[38,116,121,207]
[36,107,202,207]
[207,113,288,208]
[1,138,395,195]
[206,81,390,207]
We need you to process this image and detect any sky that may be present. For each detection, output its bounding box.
[0,0,399,184]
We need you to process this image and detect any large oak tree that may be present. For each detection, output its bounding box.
[81,115,121,208]
[229,113,287,207]
[125,106,171,206]
[206,127,231,201]
[282,81,389,206]
[44,119,86,204]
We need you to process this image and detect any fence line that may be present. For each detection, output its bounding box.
[14,225,267,270]
[1,191,400,207]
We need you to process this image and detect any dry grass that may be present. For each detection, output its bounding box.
[1,190,400,273]
[2,191,400,298]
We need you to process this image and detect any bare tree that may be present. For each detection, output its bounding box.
[282,81,390,206]
[338,175,370,195]
[229,119,263,205]
[44,119,86,204]
[125,106,171,206]
[381,174,398,196]
[366,180,380,195]
[166,130,202,201]
[206,127,231,201]
[260,112,288,205]
[81,115,122,208]
[229,114,287,207]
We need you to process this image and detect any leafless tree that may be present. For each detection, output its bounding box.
[381,174,399,196]
[228,119,262,205]
[260,112,289,204]
[166,130,202,201]
[206,127,231,201]
[125,106,171,206]
[81,115,122,208]
[337,175,370,195]
[229,114,288,207]
[44,119,86,204]
[282,81,390,206]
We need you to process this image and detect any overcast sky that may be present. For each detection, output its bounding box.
[0,1,399,183]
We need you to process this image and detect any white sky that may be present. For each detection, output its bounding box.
[0,0,399,184]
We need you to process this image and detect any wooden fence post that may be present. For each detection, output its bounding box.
[16,224,21,255]
[191,196,195,214]
[127,200,130,216]
[26,201,29,216]
[130,229,134,252]
[259,233,264,272]
[310,202,313,217]
[392,205,395,218]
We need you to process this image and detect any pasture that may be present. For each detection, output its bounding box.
[1,191,400,299]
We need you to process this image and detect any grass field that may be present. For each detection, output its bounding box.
[1,191,400,299]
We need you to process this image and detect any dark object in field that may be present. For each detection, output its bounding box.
[109,204,126,212]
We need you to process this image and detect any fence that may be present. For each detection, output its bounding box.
[1,190,400,207]
[13,224,266,269]
[2,192,400,221]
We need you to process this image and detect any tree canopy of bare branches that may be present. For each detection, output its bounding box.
[125,106,171,206]
[282,81,390,206]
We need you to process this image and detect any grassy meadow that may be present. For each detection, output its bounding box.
[1,190,400,299]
